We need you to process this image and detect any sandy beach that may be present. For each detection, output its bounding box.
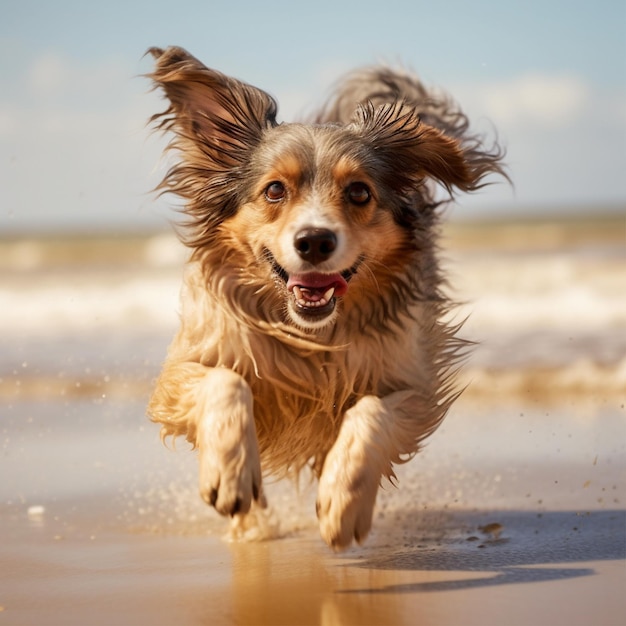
[1,398,624,626]
[1,217,625,625]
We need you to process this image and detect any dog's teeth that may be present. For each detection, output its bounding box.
[292,284,336,309]
[293,284,308,307]
[323,287,335,302]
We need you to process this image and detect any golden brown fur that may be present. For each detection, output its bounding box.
[146,46,506,549]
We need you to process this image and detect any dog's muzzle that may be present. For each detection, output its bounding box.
[265,239,361,326]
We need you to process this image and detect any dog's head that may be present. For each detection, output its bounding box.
[149,47,504,331]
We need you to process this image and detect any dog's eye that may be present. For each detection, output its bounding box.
[347,182,371,205]
[265,181,286,202]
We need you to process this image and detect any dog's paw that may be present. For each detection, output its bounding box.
[316,441,381,550]
[198,440,265,517]
[196,370,265,517]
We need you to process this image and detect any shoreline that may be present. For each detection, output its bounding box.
[2,357,625,402]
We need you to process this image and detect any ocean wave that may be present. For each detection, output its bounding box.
[1,230,624,399]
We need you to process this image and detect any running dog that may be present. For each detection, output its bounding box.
[147,46,505,549]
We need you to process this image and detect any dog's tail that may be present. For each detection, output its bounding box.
[312,66,472,141]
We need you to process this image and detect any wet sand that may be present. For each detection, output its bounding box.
[1,398,624,626]
[1,516,624,626]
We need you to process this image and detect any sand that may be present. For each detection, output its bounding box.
[1,398,624,626]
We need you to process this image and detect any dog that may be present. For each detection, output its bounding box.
[146,46,505,550]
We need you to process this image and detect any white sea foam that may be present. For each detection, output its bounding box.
[449,250,626,332]
[3,246,623,331]
[1,236,624,376]
[0,273,181,333]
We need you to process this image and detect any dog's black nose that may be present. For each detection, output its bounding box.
[294,228,337,265]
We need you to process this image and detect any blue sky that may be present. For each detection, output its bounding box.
[1,0,625,232]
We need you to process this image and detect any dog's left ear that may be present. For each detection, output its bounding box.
[148,46,278,169]
[353,102,504,195]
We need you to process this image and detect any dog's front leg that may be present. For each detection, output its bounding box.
[195,368,264,516]
[316,391,417,550]
[150,363,263,516]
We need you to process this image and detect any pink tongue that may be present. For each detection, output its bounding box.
[286,272,349,297]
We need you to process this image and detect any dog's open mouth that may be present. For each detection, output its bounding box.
[286,272,349,317]
[267,251,360,323]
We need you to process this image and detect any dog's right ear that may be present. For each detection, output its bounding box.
[147,47,280,246]
[147,46,278,169]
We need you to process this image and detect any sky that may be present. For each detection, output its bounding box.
[1,0,625,233]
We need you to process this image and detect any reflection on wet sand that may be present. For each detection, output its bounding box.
[225,504,625,625]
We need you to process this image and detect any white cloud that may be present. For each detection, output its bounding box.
[0,51,168,231]
[0,108,15,135]
[27,52,71,96]
[481,74,589,128]
[447,73,626,211]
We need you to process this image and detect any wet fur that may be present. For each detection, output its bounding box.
[146,47,506,549]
